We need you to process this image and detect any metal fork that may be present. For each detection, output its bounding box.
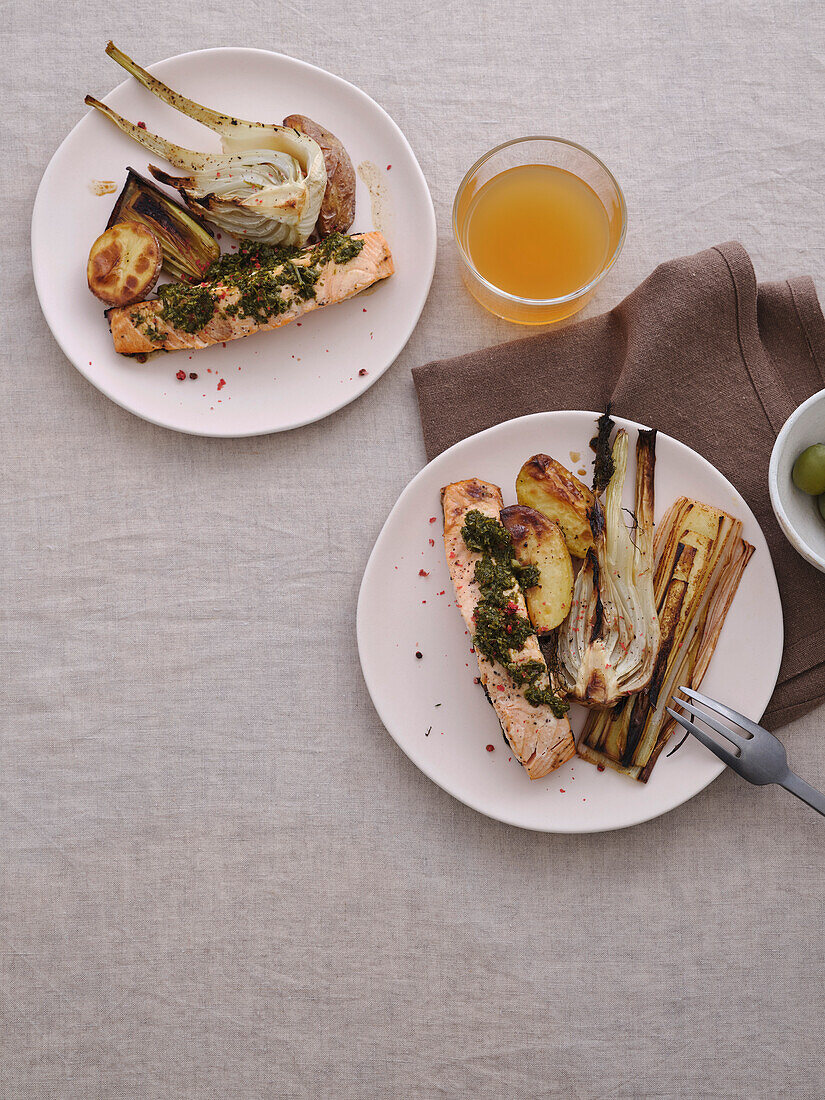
[666,687,825,817]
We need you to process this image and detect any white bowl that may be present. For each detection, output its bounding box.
[769,389,825,573]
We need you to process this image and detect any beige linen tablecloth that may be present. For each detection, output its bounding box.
[3,3,824,1097]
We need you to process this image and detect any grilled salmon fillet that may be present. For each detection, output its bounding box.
[107,231,393,355]
[442,478,576,780]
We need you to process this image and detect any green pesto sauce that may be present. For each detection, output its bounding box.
[133,308,166,344]
[157,283,216,333]
[151,233,365,333]
[461,509,568,718]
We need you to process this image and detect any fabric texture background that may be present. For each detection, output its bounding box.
[3,3,824,1098]
[414,241,825,728]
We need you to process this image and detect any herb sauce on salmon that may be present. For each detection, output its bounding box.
[442,478,576,779]
[107,230,393,355]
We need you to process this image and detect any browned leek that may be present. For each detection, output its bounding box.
[578,497,754,781]
[107,168,219,283]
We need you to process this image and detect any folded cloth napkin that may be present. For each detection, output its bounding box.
[413,242,825,729]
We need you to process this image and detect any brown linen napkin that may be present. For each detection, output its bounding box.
[413,242,825,729]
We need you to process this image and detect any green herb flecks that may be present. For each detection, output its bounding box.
[311,232,364,266]
[460,510,568,717]
[133,307,167,344]
[515,563,541,589]
[157,282,216,333]
[147,232,366,337]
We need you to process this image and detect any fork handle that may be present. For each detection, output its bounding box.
[780,771,825,818]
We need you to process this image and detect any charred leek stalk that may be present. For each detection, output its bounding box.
[85,42,327,246]
[578,497,754,781]
[107,168,219,282]
[556,428,660,708]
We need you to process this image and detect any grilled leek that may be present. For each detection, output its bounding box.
[107,168,219,283]
[578,497,754,781]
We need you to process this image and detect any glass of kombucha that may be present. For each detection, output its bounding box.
[453,138,626,324]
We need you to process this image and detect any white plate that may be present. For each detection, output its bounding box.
[32,48,436,437]
[357,412,783,832]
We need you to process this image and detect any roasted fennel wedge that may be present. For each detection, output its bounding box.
[85,42,327,246]
[556,428,660,708]
[578,497,754,781]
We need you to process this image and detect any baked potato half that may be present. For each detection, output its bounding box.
[501,505,574,634]
[516,455,595,558]
[283,114,356,236]
[87,222,162,307]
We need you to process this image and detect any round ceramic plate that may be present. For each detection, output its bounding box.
[357,411,783,832]
[32,48,436,437]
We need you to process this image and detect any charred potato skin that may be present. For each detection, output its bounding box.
[87,223,162,307]
[283,114,356,236]
[516,455,595,558]
[500,505,574,633]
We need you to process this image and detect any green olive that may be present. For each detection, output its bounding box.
[792,443,825,496]
[819,492,825,522]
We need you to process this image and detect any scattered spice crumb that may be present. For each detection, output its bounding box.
[90,179,117,196]
[386,164,392,170]
[418,569,429,577]
[137,120,146,129]
[428,538,434,547]
[473,677,481,685]
[358,368,368,377]
[217,378,226,391]
[559,788,566,794]
[434,703,442,707]
[175,370,186,381]
[189,372,198,380]
[426,727,432,737]
[362,308,367,312]
[429,516,437,524]
[486,744,495,752]
[415,651,422,659]
[597,764,605,772]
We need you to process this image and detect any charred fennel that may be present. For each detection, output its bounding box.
[556,428,660,708]
[85,42,326,246]
[578,497,754,781]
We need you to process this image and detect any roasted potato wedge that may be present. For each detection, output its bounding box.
[501,505,574,634]
[283,114,356,236]
[516,455,595,558]
[87,222,162,306]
